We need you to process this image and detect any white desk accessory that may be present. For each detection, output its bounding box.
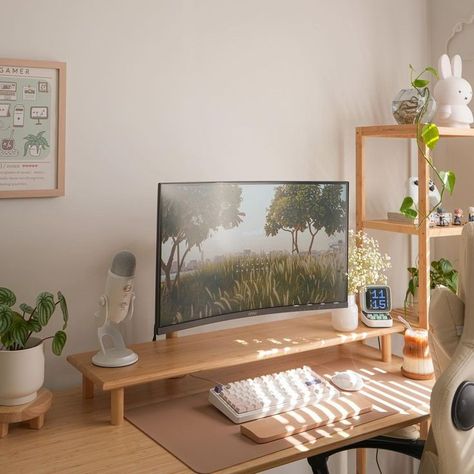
[360,285,393,328]
[331,371,364,391]
[92,251,138,368]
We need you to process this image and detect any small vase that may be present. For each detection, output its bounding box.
[392,88,436,124]
[331,294,359,332]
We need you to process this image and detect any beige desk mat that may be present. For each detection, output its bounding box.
[125,359,431,473]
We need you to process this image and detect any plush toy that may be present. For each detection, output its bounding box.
[434,54,473,128]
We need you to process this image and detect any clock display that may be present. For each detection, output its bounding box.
[365,287,390,311]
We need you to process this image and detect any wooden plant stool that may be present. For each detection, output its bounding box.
[0,388,52,438]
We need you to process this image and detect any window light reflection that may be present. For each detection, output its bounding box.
[362,385,428,415]
[405,380,432,393]
[388,381,430,400]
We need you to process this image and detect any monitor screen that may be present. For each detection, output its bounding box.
[155,181,348,335]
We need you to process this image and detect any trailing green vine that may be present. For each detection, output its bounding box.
[399,65,456,221]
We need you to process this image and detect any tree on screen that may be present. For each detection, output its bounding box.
[265,184,346,254]
[307,184,346,254]
[160,184,244,292]
[264,185,308,253]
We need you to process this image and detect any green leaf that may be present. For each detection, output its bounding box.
[413,79,430,88]
[36,292,55,326]
[400,196,414,212]
[421,123,439,149]
[10,313,29,348]
[403,208,418,219]
[0,287,16,307]
[0,304,13,332]
[425,66,439,78]
[19,303,34,314]
[439,170,456,194]
[57,291,68,330]
[52,330,67,356]
[400,196,418,218]
[27,317,42,333]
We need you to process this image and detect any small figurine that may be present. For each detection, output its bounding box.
[437,207,450,227]
[434,54,474,128]
[453,208,463,225]
[469,207,474,222]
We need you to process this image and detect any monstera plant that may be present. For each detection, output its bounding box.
[0,287,68,354]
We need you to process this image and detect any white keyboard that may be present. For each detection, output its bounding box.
[208,365,340,423]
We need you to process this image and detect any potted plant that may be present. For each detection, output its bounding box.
[404,258,458,311]
[0,287,68,406]
[398,64,457,222]
[23,131,49,157]
[332,230,391,332]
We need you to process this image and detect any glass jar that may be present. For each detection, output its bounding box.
[392,88,436,124]
[401,328,434,380]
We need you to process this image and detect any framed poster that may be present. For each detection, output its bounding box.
[0,59,66,198]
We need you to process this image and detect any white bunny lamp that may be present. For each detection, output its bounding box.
[434,54,473,128]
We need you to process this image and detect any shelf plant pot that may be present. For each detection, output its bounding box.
[0,338,45,406]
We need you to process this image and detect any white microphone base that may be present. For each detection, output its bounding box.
[92,348,139,368]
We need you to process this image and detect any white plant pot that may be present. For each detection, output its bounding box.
[0,338,45,406]
[331,294,359,332]
[28,145,41,157]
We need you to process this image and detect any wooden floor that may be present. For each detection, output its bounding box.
[0,343,432,474]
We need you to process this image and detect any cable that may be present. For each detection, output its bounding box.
[375,448,383,474]
[188,373,224,386]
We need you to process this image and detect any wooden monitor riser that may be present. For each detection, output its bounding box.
[68,312,403,425]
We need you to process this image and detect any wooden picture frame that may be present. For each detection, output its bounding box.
[0,59,66,198]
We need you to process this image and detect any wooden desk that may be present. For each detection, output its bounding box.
[1,343,432,474]
[67,312,404,425]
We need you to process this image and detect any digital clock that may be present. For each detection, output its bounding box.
[359,285,393,328]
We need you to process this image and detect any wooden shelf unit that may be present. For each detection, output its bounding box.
[356,124,473,329]
[68,312,404,425]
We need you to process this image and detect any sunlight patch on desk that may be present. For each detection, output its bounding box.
[335,332,360,343]
[333,427,350,438]
[359,368,376,376]
[372,367,387,374]
[339,397,364,415]
[267,338,282,345]
[287,411,306,424]
[340,418,353,426]
[299,406,324,423]
[362,385,428,415]
[257,348,280,358]
[315,428,332,438]
[234,339,249,345]
[405,380,432,393]
[274,414,289,424]
[388,381,431,400]
[325,399,349,418]
[360,390,408,414]
[366,379,429,408]
[285,435,311,451]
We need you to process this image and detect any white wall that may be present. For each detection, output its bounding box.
[0,1,429,472]
[430,1,474,267]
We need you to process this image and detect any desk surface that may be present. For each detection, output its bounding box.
[0,343,432,474]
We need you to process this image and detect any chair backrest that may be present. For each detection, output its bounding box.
[420,223,474,474]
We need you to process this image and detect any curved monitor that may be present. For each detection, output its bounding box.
[155,181,348,335]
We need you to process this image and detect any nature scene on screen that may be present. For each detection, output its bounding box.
[159,182,348,327]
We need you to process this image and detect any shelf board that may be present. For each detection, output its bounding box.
[68,312,405,391]
[363,219,464,237]
[357,124,474,138]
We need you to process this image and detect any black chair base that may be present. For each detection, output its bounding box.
[307,436,425,474]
